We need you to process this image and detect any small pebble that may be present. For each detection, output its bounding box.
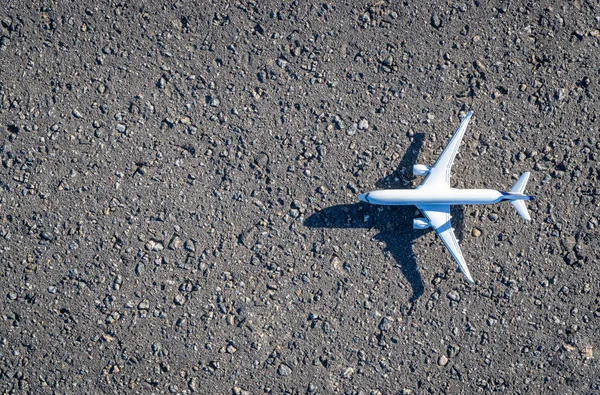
[342,367,354,378]
[431,13,442,28]
[471,228,482,237]
[276,58,288,68]
[188,377,200,392]
[358,119,369,130]
[233,387,250,395]
[226,344,237,354]
[474,60,486,72]
[447,344,460,358]
[174,294,186,305]
[438,355,448,366]
[145,240,164,252]
[184,239,196,252]
[168,235,182,250]
[447,291,460,301]
[379,316,394,331]
[278,363,292,376]
[254,153,269,167]
[554,88,566,101]
[346,124,358,136]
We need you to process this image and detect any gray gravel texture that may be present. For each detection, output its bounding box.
[1,1,599,394]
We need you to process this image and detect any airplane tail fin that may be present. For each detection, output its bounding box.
[509,172,532,220]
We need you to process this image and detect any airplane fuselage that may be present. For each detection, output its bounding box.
[359,188,528,206]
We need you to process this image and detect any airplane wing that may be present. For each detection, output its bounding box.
[417,204,474,282]
[419,111,473,188]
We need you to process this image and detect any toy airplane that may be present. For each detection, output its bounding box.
[358,111,533,282]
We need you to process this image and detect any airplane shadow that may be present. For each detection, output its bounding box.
[304,134,464,302]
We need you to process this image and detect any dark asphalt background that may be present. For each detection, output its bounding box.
[1,1,599,393]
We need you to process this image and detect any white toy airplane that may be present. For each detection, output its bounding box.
[358,111,533,282]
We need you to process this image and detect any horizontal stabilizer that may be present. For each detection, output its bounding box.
[510,200,530,221]
[510,172,530,193]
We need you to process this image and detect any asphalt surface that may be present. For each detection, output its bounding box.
[1,1,599,394]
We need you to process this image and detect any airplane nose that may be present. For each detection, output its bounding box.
[358,193,370,203]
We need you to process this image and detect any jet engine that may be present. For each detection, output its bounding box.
[413,217,431,230]
[413,164,430,176]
